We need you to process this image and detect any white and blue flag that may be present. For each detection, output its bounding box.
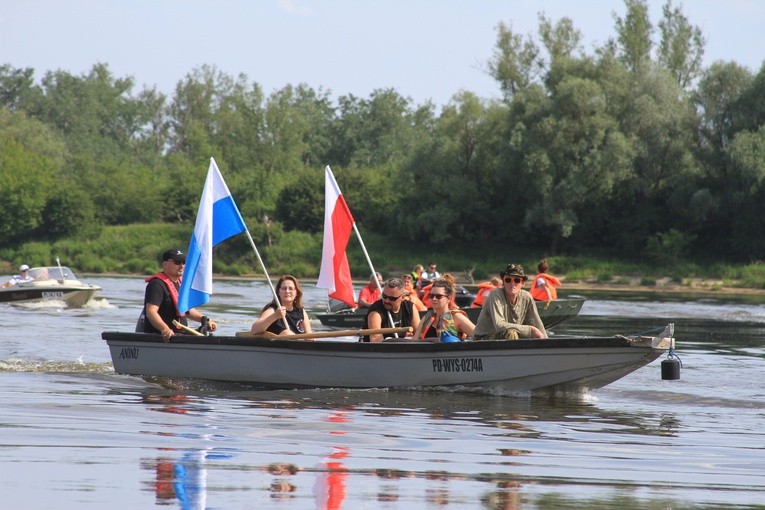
[178,158,247,313]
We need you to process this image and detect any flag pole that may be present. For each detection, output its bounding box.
[350,224,399,337]
[243,229,291,331]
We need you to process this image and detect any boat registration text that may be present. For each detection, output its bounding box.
[432,357,484,373]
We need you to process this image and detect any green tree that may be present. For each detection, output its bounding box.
[613,0,654,73]
[657,0,705,89]
[0,137,56,243]
[398,92,505,244]
[487,21,543,100]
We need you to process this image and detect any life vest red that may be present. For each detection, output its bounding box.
[403,283,427,312]
[530,272,561,301]
[420,283,434,308]
[471,281,498,308]
[145,272,186,317]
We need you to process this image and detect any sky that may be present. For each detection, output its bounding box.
[1,0,764,108]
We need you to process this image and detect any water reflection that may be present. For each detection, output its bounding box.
[134,386,694,509]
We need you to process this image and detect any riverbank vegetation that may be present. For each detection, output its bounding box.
[2,223,765,293]
[2,1,765,289]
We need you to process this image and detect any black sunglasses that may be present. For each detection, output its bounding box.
[503,276,524,284]
[381,293,402,301]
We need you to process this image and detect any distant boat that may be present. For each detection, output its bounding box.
[0,266,101,307]
[317,297,586,330]
[102,323,673,392]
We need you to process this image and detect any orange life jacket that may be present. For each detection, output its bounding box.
[471,281,498,308]
[417,309,468,340]
[530,272,561,301]
[403,283,427,312]
[420,283,434,308]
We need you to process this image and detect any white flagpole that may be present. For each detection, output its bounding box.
[243,229,291,331]
[350,224,399,337]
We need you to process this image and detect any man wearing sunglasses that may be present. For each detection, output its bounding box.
[473,263,546,340]
[138,248,218,340]
[361,277,421,342]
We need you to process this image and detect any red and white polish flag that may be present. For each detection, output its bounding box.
[317,166,357,307]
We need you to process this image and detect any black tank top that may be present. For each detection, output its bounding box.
[360,300,414,342]
[265,304,307,335]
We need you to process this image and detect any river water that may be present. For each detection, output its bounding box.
[1,276,763,509]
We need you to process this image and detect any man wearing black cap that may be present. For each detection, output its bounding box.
[473,263,546,340]
[138,248,217,340]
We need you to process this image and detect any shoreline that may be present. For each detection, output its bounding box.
[560,279,765,300]
[86,271,765,300]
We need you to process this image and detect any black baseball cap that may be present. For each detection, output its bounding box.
[162,248,186,264]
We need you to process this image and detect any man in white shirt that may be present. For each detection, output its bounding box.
[2,264,33,288]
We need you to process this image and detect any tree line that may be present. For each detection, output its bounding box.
[2,0,764,269]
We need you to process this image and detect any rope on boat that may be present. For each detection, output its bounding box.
[628,326,667,337]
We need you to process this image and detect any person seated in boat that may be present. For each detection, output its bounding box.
[361,277,421,342]
[357,272,383,308]
[419,281,434,309]
[251,275,312,336]
[470,277,502,308]
[473,263,547,340]
[530,258,561,307]
[1,264,33,288]
[402,273,426,312]
[410,263,424,288]
[413,274,475,341]
[417,262,440,298]
[139,248,218,341]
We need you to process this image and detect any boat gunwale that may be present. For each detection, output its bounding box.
[102,331,668,353]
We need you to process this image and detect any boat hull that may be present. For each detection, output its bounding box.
[317,298,585,330]
[103,330,670,392]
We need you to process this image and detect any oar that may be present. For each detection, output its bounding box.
[172,319,204,336]
[235,326,411,340]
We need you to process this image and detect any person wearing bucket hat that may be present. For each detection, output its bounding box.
[472,263,547,340]
[137,248,218,340]
[2,263,34,288]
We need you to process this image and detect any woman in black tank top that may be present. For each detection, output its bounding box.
[250,275,312,336]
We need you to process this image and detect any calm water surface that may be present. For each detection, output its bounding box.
[1,277,764,509]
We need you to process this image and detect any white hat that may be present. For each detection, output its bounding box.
[19,264,30,271]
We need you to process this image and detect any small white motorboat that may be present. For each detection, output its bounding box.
[0,266,101,307]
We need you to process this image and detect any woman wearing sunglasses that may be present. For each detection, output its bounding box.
[472,264,547,340]
[413,274,475,341]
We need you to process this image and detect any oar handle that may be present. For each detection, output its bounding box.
[236,326,411,340]
[172,319,204,336]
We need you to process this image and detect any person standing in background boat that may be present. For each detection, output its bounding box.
[414,274,475,341]
[470,276,502,308]
[402,273,427,312]
[417,262,440,297]
[250,275,312,336]
[357,272,383,308]
[1,264,33,288]
[530,258,561,307]
[139,248,218,341]
[473,263,546,339]
[361,277,420,342]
